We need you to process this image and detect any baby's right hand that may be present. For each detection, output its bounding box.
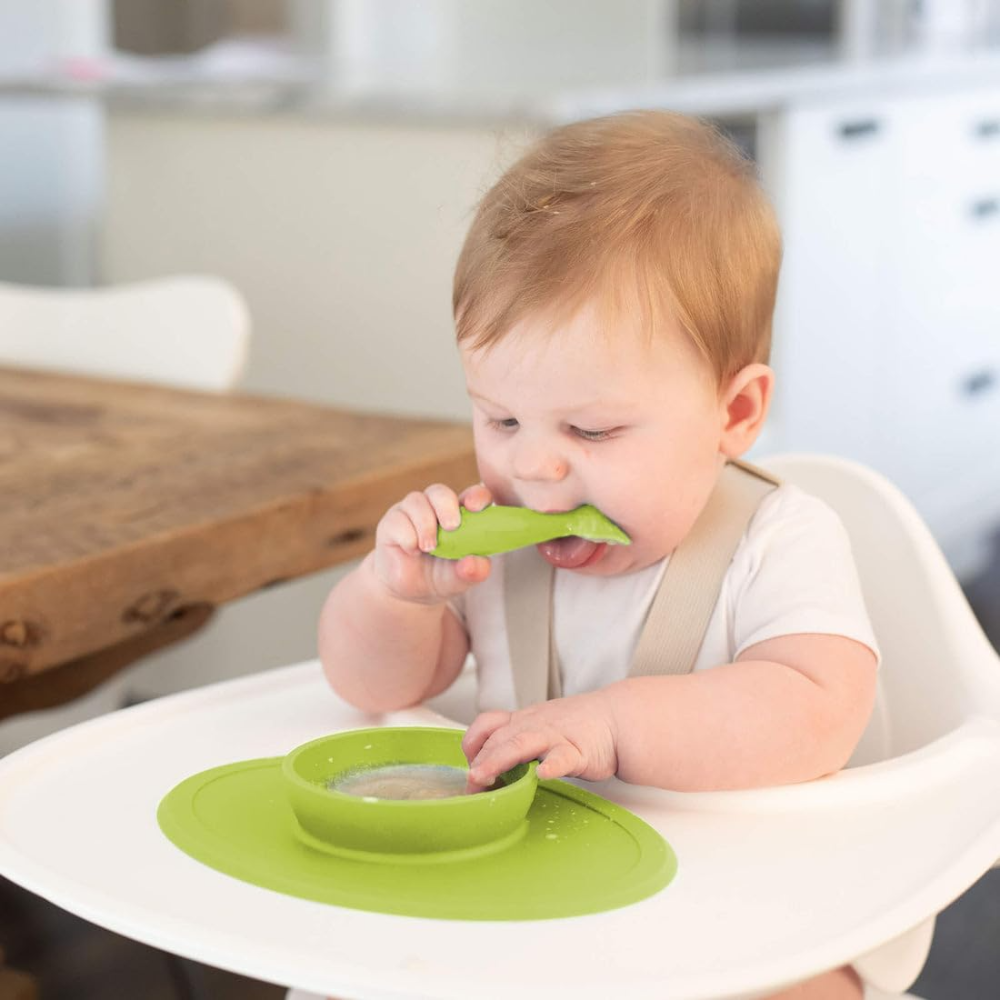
[372,483,493,604]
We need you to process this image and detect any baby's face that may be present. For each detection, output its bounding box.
[461,302,730,576]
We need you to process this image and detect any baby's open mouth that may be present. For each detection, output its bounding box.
[537,537,607,569]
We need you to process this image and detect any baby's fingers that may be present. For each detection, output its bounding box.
[395,490,443,554]
[424,483,462,536]
[458,482,493,513]
[425,552,491,602]
[454,554,490,583]
[466,727,552,791]
[535,742,584,780]
[375,503,422,554]
[461,710,511,764]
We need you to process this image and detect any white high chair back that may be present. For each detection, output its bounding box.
[0,276,250,391]
[0,275,251,756]
[735,455,1000,999]
[763,454,1000,767]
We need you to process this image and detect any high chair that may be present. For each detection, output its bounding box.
[754,453,1000,997]
[0,453,998,999]
[0,275,251,755]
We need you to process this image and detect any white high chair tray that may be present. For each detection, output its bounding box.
[2,660,1000,1000]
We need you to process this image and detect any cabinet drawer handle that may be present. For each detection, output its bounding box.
[974,120,1000,139]
[971,197,1000,220]
[961,369,997,397]
[838,119,881,141]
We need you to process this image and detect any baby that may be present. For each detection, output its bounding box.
[319,110,879,1000]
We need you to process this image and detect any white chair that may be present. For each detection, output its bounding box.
[0,275,251,755]
[764,454,1000,770]
[283,453,1000,998]
[762,453,1000,999]
[0,275,249,391]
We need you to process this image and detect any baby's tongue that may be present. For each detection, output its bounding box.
[538,536,600,569]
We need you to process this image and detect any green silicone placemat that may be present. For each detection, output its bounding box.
[158,758,677,920]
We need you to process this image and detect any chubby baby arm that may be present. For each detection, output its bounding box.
[463,632,877,792]
[609,632,879,790]
[318,483,492,713]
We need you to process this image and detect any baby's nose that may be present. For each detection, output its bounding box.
[511,437,568,483]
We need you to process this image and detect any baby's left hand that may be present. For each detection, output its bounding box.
[462,691,619,792]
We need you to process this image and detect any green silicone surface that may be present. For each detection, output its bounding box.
[280,727,537,856]
[158,758,676,920]
[431,504,631,560]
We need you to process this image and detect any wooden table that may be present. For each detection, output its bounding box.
[0,366,478,721]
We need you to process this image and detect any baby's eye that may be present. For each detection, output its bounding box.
[487,417,519,432]
[573,426,614,442]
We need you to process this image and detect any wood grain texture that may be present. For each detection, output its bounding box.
[0,367,478,683]
[0,604,214,722]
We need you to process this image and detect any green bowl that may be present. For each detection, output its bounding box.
[280,727,538,861]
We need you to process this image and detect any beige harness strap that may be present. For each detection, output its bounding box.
[504,547,555,708]
[504,460,780,707]
[630,460,779,678]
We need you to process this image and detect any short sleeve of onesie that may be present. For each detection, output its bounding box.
[704,483,881,669]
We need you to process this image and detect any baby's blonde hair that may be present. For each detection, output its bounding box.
[453,110,782,385]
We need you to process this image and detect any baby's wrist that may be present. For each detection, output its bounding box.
[597,681,634,747]
[362,551,448,611]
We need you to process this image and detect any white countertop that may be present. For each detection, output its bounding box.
[3,44,1000,125]
[542,48,1000,121]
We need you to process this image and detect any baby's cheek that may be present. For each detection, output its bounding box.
[591,485,641,536]
[613,503,679,566]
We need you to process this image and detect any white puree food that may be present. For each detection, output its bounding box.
[331,763,470,800]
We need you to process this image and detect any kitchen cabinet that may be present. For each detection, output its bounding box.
[767,85,1000,575]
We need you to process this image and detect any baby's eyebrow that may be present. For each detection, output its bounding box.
[566,398,639,420]
[468,387,637,423]
[467,388,504,407]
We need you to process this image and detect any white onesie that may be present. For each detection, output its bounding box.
[449,483,880,711]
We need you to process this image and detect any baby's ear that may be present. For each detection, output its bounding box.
[719,363,774,458]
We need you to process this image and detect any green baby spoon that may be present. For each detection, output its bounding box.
[431,504,631,560]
